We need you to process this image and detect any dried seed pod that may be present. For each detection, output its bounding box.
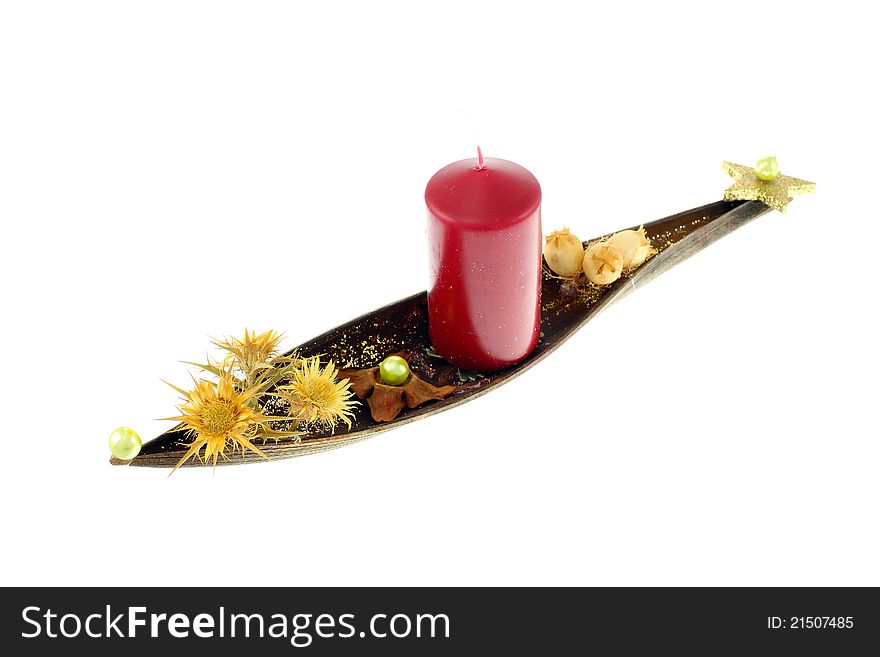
[582,241,623,285]
[607,226,656,272]
[544,228,585,278]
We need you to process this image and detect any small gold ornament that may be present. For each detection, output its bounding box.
[722,160,815,213]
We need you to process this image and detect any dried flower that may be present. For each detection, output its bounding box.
[164,369,296,471]
[339,354,456,422]
[544,228,585,278]
[162,329,360,471]
[279,357,358,431]
[607,226,656,272]
[212,329,285,376]
[582,241,623,285]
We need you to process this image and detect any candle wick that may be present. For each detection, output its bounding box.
[474,145,487,171]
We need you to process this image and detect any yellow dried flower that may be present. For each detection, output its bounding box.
[280,357,358,431]
[583,241,623,285]
[164,369,292,471]
[212,329,285,375]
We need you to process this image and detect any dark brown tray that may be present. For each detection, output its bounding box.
[115,199,770,468]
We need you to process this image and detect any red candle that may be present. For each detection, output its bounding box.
[425,150,542,372]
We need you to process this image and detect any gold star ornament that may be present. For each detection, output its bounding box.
[722,157,815,213]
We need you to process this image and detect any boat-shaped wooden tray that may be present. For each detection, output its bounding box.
[115,199,771,468]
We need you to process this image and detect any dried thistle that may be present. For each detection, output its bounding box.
[165,330,359,470]
[186,330,303,398]
[278,357,358,431]
[212,329,285,377]
[164,369,299,471]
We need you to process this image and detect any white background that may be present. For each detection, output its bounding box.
[1,1,877,587]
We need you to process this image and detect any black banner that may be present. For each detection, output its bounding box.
[1,587,877,654]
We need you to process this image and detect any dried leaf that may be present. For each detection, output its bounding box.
[367,384,407,422]
[403,376,456,408]
[337,364,457,422]
[341,368,380,398]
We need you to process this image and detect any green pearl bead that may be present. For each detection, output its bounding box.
[108,427,142,460]
[754,155,779,182]
[379,355,410,386]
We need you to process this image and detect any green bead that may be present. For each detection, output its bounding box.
[109,427,142,460]
[754,155,779,182]
[379,355,410,386]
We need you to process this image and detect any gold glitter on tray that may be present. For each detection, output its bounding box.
[541,218,701,314]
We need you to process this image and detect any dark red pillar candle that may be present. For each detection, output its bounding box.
[425,152,542,372]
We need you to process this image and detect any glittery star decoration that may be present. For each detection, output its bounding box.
[722,161,815,213]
